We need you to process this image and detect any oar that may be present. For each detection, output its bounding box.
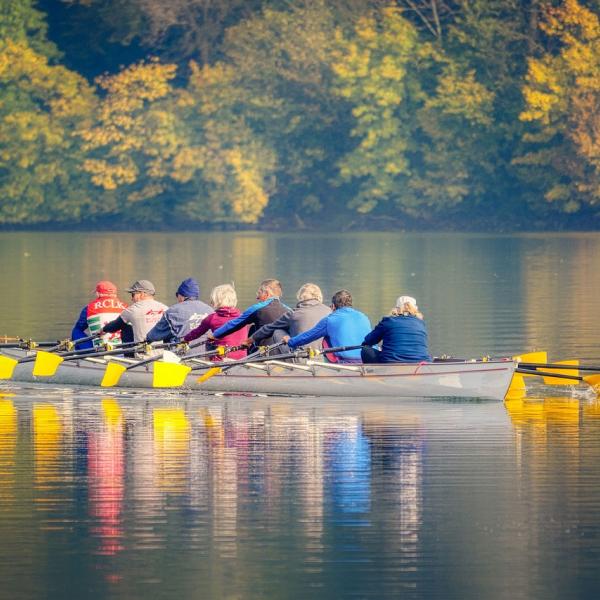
[516,368,600,392]
[144,345,250,389]
[100,343,227,388]
[0,340,60,349]
[194,343,363,384]
[518,362,600,372]
[46,333,101,352]
[0,341,145,380]
[8,333,107,376]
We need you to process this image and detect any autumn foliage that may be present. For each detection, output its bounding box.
[1,0,599,228]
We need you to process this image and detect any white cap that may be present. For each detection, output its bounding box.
[396,295,418,309]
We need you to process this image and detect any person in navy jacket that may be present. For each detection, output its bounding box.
[361,295,431,363]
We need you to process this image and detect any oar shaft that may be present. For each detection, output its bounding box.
[519,362,600,372]
[191,349,305,372]
[58,343,146,362]
[516,368,582,382]
[0,341,59,348]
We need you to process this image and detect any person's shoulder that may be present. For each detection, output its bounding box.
[194,299,213,312]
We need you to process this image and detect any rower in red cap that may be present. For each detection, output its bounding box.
[71,280,128,350]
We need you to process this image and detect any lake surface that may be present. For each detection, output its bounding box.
[2,231,600,599]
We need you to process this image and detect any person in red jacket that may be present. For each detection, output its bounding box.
[183,284,248,361]
[71,281,128,350]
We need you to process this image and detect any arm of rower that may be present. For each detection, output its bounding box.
[71,306,93,350]
[183,316,211,343]
[362,321,384,347]
[213,301,267,338]
[102,316,128,334]
[251,311,292,345]
[146,313,174,343]
[287,317,328,350]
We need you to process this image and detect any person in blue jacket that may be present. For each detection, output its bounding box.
[211,279,289,349]
[361,295,431,363]
[283,289,371,362]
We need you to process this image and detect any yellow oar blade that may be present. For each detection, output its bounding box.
[584,374,600,391]
[543,360,580,385]
[152,361,191,388]
[513,351,548,377]
[197,367,222,384]
[32,351,64,377]
[100,362,127,388]
[505,373,526,400]
[0,355,18,379]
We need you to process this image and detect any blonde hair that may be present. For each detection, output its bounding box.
[210,284,237,309]
[258,278,282,297]
[296,283,323,303]
[391,301,420,317]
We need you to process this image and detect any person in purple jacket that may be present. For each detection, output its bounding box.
[361,295,431,364]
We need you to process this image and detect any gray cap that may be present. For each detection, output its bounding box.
[126,279,156,295]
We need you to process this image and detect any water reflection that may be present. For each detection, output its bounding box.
[0,395,428,596]
[88,399,124,556]
[0,398,16,505]
[7,392,600,598]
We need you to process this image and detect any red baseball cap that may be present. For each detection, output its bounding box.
[95,280,117,296]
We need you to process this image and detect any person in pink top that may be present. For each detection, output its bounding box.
[183,283,248,361]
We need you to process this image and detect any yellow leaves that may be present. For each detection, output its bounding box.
[518,0,600,212]
[171,147,207,183]
[82,158,137,190]
[96,60,177,101]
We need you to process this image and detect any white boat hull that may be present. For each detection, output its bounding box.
[1,349,516,400]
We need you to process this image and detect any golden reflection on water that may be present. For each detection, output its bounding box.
[0,399,16,504]
[33,404,62,489]
[153,408,190,496]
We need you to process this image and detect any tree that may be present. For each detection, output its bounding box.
[517,0,600,213]
[0,5,95,224]
[331,5,493,218]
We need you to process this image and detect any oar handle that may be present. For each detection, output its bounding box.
[184,344,246,363]
[313,344,363,355]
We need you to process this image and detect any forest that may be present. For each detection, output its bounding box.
[0,0,599,230]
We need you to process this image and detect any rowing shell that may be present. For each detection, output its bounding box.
[0,349,516,400]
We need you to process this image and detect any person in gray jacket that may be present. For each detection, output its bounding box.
[247,283,331,352]
[146,277,213,343]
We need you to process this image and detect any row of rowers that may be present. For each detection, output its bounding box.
[73,278,431,364]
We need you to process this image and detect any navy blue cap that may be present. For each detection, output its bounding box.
[176,278,200,299]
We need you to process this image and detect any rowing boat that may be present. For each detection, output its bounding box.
[0,348,516,400]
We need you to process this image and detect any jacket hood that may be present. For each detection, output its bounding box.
[296,298,322,308]
[216,306,241,317]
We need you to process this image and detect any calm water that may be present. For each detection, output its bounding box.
[2,231,600,599]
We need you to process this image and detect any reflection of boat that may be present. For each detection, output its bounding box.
[2,348,515,400]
